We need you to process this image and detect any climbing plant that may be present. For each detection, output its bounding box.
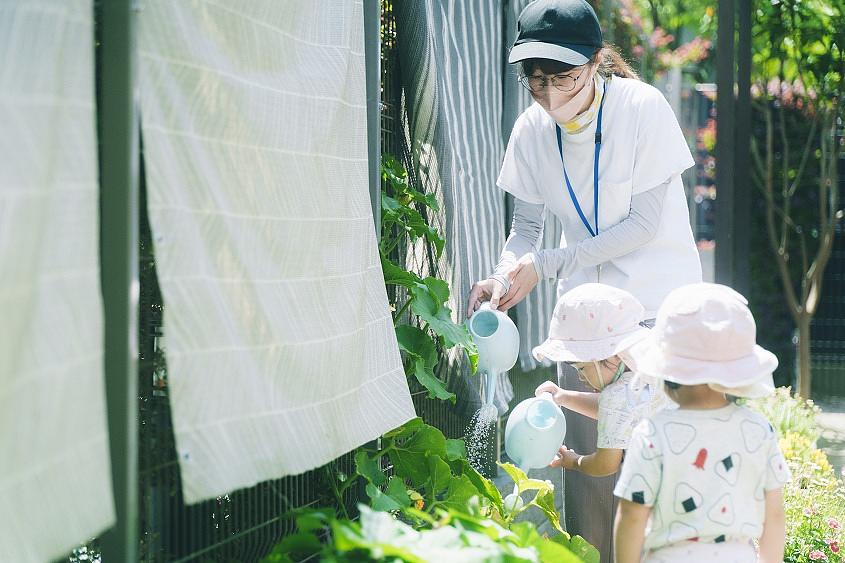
[380,155,478,402]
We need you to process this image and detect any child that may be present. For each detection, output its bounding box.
[532,283,671,478]
[614,283,788,563]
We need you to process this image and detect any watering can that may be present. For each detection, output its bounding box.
[466,302,520,407]
[504,392,567,474]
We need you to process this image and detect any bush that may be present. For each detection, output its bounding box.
[745,387,821,442]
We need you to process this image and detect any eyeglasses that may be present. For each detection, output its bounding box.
[518,68,586,93]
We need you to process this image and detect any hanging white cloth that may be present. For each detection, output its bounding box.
[138,0,416,503]
[0,1,115,560]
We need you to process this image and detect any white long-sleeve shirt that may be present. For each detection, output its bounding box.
[492,182,668,287]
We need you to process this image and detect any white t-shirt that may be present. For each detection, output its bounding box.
[497,76,702,315]
[597,371,673,450]
[614,403,791,550]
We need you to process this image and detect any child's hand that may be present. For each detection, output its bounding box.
[549,445,580,470]
[535,381,565,405]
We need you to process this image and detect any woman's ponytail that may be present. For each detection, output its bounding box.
[594,43,639,80]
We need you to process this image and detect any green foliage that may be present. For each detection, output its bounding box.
[264,420,597,562]
[265,503,582,563]
[745,390,845,561]
[744,387,822,442]
[380,155,477,402]
[780,432,845,562]
[750,0,844,104]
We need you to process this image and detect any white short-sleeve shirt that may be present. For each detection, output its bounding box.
[497,77,702,314]
[597,371,673,450]
[614,403,791,550]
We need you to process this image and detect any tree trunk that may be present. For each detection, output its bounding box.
[796,315,812,398]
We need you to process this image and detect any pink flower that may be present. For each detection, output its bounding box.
[828,541,840,554]
[829,517,841,530]
[809,550,828,560]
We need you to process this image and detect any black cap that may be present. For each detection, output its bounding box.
[509,0,603,66]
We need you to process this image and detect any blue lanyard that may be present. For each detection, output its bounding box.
[555,80,608,237]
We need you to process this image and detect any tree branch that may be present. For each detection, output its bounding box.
[761,103,803,320]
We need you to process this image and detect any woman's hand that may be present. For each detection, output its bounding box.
[498,254,539,311]
[466,278,507,318]
[549,445,580,470]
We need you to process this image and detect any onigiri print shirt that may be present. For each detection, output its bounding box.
[613,403,791,550]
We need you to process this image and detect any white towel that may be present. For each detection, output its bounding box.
[137,0,416,503]
[0,1,115,560]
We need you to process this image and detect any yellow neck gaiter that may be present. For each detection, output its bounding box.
[560,75,605,135]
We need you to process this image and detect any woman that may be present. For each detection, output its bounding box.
[466,0,702,561]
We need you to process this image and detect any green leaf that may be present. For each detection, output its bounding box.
[455,459,505,514]
[386,476,412,508]
[439,475,481,513]
[403,207,445,256]
[273,532,322,559]
[410,282,474,349]
[534,538,584,563]
[366,477,410,512]
[499,462,529,486]
[412,358,456,403]
[396,325,455,403]
[427,455,453,493]
[395,325,437,369]
[294,508,335,533]
[383,417,424,439]
[382,193,403,213]
[531,488,565,534]
[445,439,467,461]
[330,519,367,552]
[423,277,450,304]
[551,534,600,563]
[355,450,386,487]
[388,425,448,487]
[381,253,422,288]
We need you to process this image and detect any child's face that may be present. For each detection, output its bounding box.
[571,357,620,391]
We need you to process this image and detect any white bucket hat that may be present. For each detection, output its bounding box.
[627,283,777,398]
[532,283,650,363]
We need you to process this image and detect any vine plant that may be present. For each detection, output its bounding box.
[379,154,477,401]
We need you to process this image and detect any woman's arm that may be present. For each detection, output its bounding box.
[614,499,650,563]
[758,488,786,563]
[534,181,669,281]
[466,198,546,314]
[490,198,546,292]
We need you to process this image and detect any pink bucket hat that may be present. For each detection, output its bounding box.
[532,283,650,363]
[627,283,777,398]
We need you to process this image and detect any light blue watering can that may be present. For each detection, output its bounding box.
[504,392,567,473]
[502,393,567,510]
[466,302,520,408]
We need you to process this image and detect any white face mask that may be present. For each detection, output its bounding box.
[543,68,596,124]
